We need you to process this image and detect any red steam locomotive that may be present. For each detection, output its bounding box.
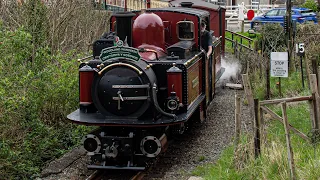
[67,1,225,170]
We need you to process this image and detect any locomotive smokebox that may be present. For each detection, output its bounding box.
[113,12,136,46]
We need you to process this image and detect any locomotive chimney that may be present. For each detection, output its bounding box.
[180,2,193,8]
[113,12,136,46]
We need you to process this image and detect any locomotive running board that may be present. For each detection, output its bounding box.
[215,67,226,83]
[88,165,145,171]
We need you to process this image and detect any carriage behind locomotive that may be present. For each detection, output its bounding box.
[67,2,225,170]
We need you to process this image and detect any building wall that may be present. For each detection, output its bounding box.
[219,0,271,6]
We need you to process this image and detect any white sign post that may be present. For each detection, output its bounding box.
[270,52,288,78]
[238,2,245,21]
[238,2,245,32]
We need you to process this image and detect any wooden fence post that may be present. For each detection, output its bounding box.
[309,74,320,130]
[254,99,261,158]
[242,74,255,132]
[242,74,254,108]
[260,106,265,145]
[266,56,271,100]
[235,94,241,147]
[318,65,320,95]
[281,102,296,180]
[312,58,318,82]
[234,41,237,56]
[309,93,317,130]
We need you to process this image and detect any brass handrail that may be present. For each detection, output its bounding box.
[98,62,143,75]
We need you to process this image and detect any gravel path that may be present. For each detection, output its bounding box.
[40,53,253,180]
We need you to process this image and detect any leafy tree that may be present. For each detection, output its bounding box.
[301,0,319,12]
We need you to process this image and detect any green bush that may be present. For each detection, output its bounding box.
[301,0,319,12]
[0,24,92,179]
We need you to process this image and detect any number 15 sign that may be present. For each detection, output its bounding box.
[270,52,288,77]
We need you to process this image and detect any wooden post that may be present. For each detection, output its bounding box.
[242,74,254,108]
[242,74,255,132]
[309,93,317,130]
[254,99,261,158]
[318,66,320,95]
[281,102,296,180]
[260,106,265,145]
[266,56,271,100]
[240,38,243,52]
[232,33,234,48]
[241,20,244,33]
[258,52,262,78]
[309,74,320,130]
[246,56,249,75]
[305,56,311,90]
[235,94,241,147]
[234,41,237,56]
[312,58,318,81]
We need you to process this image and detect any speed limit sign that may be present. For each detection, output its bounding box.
[296,43,305,56]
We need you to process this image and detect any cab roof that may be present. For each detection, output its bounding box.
[143,7,210,17]
[169,0,222,10]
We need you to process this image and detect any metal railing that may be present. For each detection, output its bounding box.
[96,0,169,12]
[223,4,286,24]
[225,29,254,51]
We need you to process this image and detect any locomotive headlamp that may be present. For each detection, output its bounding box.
[166,63,182,113]
[167,92,179,111]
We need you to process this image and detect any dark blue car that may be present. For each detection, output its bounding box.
[251,7,318,29]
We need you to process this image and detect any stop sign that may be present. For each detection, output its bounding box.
[247,10,255,20]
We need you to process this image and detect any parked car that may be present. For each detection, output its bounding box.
[251,7,318,29]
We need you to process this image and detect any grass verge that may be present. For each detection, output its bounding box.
[192,101,320,179]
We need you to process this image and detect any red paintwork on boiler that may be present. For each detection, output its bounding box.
[167,72,183,103]
[132,13,165,50]
[79,71,94,104]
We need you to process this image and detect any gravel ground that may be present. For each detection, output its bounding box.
[40,53,253,180]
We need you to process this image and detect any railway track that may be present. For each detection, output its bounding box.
[85,169,147,180]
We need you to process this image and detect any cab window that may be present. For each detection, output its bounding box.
[177,21,194,40]
[278,9,286,16]
[265,10,278,16]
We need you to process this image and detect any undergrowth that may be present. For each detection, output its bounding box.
[0,24,93,179]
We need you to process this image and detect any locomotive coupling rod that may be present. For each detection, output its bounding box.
[98,62,143,75]
[77,55,93,62]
